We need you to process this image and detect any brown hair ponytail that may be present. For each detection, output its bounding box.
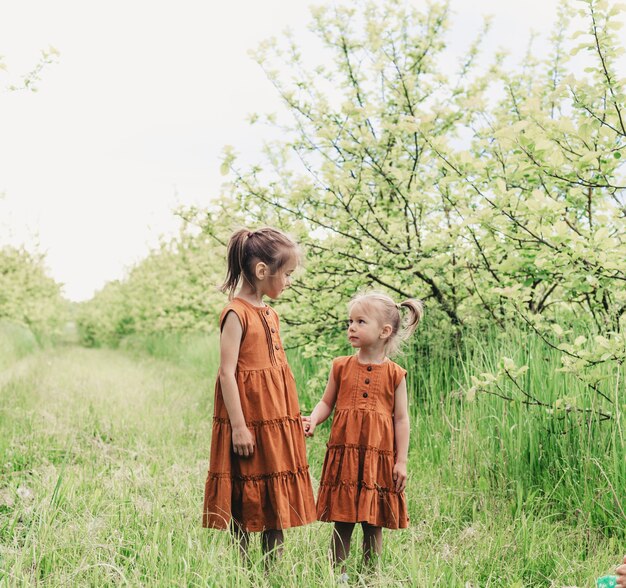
[220,229,252,299]
[220,227,299,299]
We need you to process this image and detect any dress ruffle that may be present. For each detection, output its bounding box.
[327,409,395,451]
[226,365,301,422]
[204,399,315,531]
[315,444,408,529]
[316,480,408,529]
[207,415,310,478]
[204,466,315,531]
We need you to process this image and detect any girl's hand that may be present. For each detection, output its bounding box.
[231,425,255,457]
[301,415,316,437]
[393,461,407,492]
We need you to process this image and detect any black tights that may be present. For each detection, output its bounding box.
[230,521,284,569]
[331,521,382,571]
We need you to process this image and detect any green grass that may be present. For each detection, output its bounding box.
[0,330,623,586]
[120,332,220,379]
[0,321,39,372]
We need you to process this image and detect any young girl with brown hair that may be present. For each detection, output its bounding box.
[203,227,316,561]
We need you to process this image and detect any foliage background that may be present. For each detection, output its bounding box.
[72,0,626,531]
[1,0,625,584]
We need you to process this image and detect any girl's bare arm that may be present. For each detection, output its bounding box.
[393,377,409,492]
[219,312,255,457]
[302,369,338,437]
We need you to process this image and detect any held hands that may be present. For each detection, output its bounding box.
[231,425,255,457]
[301,415,317,437]
[392,461,407,493]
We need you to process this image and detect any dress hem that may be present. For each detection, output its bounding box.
[202,514,317,532]
[316,513,409,530]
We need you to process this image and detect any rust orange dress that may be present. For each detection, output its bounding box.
[203,298,316,532]
[316,355,409,529]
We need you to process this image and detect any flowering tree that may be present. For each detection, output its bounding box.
[76,226,225,346]
[0,246,66,340]
[204,0,624,410]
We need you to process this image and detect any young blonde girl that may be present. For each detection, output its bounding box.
[203,227,316,560]
[303,291,422,575]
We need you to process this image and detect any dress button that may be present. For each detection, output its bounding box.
[362,392,368,398]
[365,378,370,384]
[266,310,270,315]
[275,344,280,350]
[271,328,276,333]
[367,366,372,372]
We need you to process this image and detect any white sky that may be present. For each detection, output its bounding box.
[0,0,573,301]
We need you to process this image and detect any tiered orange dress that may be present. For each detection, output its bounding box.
[203,298,316,532]
[316,355,409,529]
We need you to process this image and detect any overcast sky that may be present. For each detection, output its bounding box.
[0,0,577,301]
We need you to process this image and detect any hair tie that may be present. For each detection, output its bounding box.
[247,231,253,238]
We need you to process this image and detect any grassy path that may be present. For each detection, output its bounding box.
[0,346,621,586]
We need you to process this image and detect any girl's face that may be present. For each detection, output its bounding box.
[264,253,297,299]
[346,303,386,349]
